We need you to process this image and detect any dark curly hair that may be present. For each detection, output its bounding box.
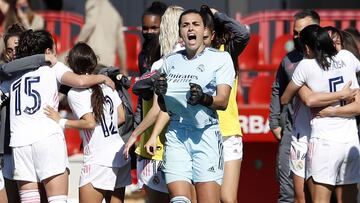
[16,29,54,59]
[67,42,105,123]
[3,23,26,45]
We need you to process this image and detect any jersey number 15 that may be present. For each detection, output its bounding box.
[12,76,41,115]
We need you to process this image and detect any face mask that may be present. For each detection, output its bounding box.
[142,33,159,42]
[293,37,303,52]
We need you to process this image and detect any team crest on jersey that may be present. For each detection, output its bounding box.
[153,175,160,185]
[196,64,205,72]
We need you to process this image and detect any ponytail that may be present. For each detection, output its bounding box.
[300,24,337,70]
[91,85,105,123]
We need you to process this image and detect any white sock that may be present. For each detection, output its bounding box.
[19,189,40,203]
[48,195,67,203]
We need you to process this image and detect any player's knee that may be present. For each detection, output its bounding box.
[221,196,238,203]
[170,196,192,203]
[48,195,67,203]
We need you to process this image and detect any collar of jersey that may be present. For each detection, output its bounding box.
[181,47,207,60]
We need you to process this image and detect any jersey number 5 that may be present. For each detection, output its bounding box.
[12,76,41,115]
[329,76,345,106]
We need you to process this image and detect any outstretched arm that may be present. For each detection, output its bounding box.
[123,94,161,159]
[144,110,170,156]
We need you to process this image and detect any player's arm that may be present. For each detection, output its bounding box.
[123,93,161,159]
[117,103,125,126]
[298,81,357,107]
[144,110,170,156]
[317,92,360,117]
[211,84,232,110]
[212,9,250,56]
[61,71,115,90]
[280,80,302,105]
[0,54,53,80]
[43,105,96,130]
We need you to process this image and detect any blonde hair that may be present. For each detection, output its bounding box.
[159,5,184,56]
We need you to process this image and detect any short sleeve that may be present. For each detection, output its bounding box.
[345,50,360,73]
[292,60,307,87]
[111,88,123,108]
[150,58,164,72]
[54,62,72,83]
[67,89,92,119]
[215,52,235,87]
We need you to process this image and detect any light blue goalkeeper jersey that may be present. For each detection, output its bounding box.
[161,47,235,128]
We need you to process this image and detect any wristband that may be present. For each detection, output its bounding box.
[58,118,68,130]
[201,94,214,107]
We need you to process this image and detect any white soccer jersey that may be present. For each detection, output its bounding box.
[67,85,127,168]
[292,50,360,142]
[10,62,71,147]
[161,47,235,128]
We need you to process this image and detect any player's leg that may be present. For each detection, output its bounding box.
[221,135,242,203]
[18,181,40,203]
[290,140,308,203]
[195,181,221,203]
[334,141,360,203]
[79,183,105,203]
[293,174,309,203]
[335,184,357,203]
[192,126,223,203]
[13,145,41,203]
[144,185,170,203]
[0,168,8,203]
[167,181,192,203]
[162,124,193,203]
[33,134,69,203]
[309,178,333,203]
[107,162,132,203]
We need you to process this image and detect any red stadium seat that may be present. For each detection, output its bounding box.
[248,75,275,104]
[64,128,82,156]
[271,34,294,66]
[39,11,84,54]
[238,34,265,71]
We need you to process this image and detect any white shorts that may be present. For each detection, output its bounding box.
[136,157,168,193]
[79,162,131,191]
[223,135,243,162]
[3,153,15,180]
[306,138,360,185]
[290,140,307,178]
[13,133,69,182]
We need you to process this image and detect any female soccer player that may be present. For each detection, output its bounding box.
[200,5,249,203]
[124,5,184,203]
[147,9,235,203]
[44,42,130,203]
[9,29,114,203]
[281,24,360,203]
